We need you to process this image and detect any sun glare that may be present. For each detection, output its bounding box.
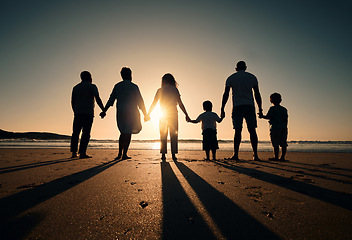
[150,104,164,126]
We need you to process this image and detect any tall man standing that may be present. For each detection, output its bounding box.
[221,61,263,161]
[70,71,105,159]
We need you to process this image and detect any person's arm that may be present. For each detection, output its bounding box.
[71,88,75,112]
[177,95,190,122]
[258,108,271,120]
[100,86,116,118]
[188,119,199,124]
[147,91,159,117]
[95,95,104,112]
[258,112,268,119]
[253,85,263,114]
[136,88,150,121]
[221,86,230,118]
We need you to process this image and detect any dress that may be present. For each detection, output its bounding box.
[106,80,145,134]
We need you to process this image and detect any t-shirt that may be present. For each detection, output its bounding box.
[266,105,288,130]
[225,70,258,107]
[195,111,221,130]
[155,85,181,116]
[71,81,99,116]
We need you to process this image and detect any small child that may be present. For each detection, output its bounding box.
[188,100,223,160]
[259,92,288,161]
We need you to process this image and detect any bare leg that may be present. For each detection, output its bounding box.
[205,150,210,160]
[248,128,259,160]
[273,146,279,160]
[116,134,123,159]
[233,128,242,160]
[281,146,287,161]
[117,133,132,160]
[212,149,216,160]
[122,133,132,159]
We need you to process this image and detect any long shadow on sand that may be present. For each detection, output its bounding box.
[282,161,352,173]
[173,161,280,240]
[259,160,352,179]
[253,161,352,184]
[161,161,216,240]
[0,158,81,174]
[212,160,352,211]
[0,158,123,238]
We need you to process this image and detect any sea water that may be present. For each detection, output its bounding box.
[0,139,352,153]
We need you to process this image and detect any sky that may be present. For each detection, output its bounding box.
[1,0,351,141]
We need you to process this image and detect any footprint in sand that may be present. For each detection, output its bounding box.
[245,186,263,202]
[139,201,148,208]
[291,175,315,183]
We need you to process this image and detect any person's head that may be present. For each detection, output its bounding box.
[235,61,247,71]
[270,92,282,105]
[120,67,132,81]
[203,100,213,112]
[162,73,178,87]
[80,71,92,83]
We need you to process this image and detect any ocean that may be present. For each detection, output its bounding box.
[0,139,352,153]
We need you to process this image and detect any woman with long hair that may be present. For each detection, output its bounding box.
[148,73,190,161]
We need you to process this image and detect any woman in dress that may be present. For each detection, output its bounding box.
[101,67,149,160]
[147,73,190,161]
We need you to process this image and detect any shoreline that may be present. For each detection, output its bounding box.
[1,147,352,154]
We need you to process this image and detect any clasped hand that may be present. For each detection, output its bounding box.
[144,114,151,122]
[100,111,106,119]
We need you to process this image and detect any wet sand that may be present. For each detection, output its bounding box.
[0,148,351,239]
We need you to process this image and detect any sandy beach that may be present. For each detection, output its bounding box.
[0,148,351,239]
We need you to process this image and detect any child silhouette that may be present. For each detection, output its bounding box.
[259,93,288,161]
[188,100,223,160]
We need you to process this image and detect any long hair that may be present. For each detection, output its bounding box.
[161,73,178,87]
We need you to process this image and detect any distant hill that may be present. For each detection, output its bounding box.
[0,129,71,140]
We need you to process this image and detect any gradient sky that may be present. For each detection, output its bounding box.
[1,0,351,141]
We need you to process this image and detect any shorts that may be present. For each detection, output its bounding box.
[232,105,257,129]
[202,128,219,151]
[270,129,288,147]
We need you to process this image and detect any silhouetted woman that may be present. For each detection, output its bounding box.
[101,67,149,160]
[148,73,190,161]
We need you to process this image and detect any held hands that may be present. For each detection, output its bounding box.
[257,109,264,118]
[221,110,225,119]
[186,115,191,122]
[100,111,106,119]
[144,114,151,122]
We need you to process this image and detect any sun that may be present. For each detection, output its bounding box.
[150,104,164,126]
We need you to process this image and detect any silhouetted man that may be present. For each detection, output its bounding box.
[221,61,263,161]
[70,71,104,158]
